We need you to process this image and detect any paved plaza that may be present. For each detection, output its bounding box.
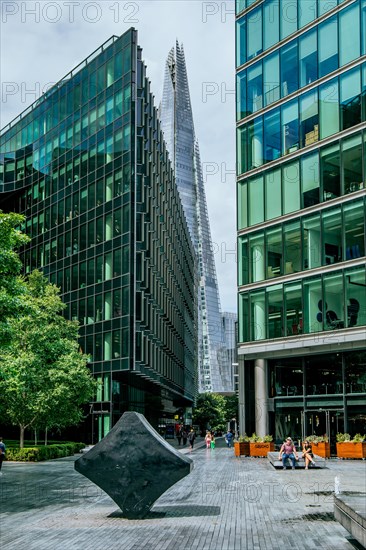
[0,439,365,550]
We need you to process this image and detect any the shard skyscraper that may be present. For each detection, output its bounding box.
[160,42,232,393]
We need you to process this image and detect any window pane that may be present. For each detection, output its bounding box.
[303,214,321,270]
[248,175,264,225]
[247,8,262,61]
[238,237,249,286]
[263,52,280,106]
[280,0,297,39]
[303,278,323,333]
[321,143,340,200]
[247,62,263,114]
[318,16,338,77]
[238,181,248,229]
[282,100,299,155]
[342,134,363,195]
[236,70,247,120]
[284,220,301,274]
[323,273,344,330]
[300,89,318,148]
[319,78,339,139]
[238,294,249,342]
[299,30,317,87]
[339,3,360,66]
[301,152,320,207]
[247,118,263,169]
[250,291,266,340]
[284,283,303,337]
[264,0,279,49]
[267,227,282,279]
[344,201,365,261]
[281,42,298,97]
[299,0,316,27]
[283,161,300,214]
[237,126,247,175]
[322,207,342,266]
[267,285,283,338]
[340,68,361,130]
[236,17,246,67]
[265,168,282,220]
[249,233,265,282]
[264,108,281,162]
[345,266,366,328]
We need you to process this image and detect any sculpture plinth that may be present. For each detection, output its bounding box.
[75,411,193,518]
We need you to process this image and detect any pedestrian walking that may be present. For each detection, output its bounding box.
[188,428,196,450]
[225,430,234,448]
[210,434,216,449]
[176,427,182,446]
[182,429,188,446]
[205,431,212,449]
[0,437,6,476]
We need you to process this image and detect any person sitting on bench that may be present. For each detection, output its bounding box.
[279,437,298,469]
[302,440,316,470]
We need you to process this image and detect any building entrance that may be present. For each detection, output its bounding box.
[305,409,344,453]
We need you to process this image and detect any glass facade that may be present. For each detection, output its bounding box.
[160,44,232,393]
[236,0,366,443]
[0,29,196,442]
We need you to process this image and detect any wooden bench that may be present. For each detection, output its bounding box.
[267,452,326,469]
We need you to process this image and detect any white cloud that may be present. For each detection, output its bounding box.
[0,0,237,312]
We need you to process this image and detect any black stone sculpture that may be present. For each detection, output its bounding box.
[75,411,193,518]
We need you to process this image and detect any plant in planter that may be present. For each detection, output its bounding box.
[336,433,366,459]
[249,434,274,456]
[234,434,250,457]
[305,435,330,458]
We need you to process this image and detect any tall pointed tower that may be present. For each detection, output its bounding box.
[160,42,232,393]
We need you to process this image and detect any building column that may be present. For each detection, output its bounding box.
[238,356,245,436]
[255,358,268,436]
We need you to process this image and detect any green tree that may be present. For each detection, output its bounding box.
[0,270,96,447]
[0,211,29,345]
[224,394,239,423]
[192,393,227,432]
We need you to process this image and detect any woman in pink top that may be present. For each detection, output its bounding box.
[279,437,299,469]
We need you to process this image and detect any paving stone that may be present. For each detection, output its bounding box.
[0,439,364,549]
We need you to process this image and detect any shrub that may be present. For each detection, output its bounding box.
[306,435,329,443]
[5,442,85,462]
[235,434,250,443]
[336,433,351,443]
[351,433,365,443]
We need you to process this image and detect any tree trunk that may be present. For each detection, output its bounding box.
[45,427,48,446]
[20,425,25,449]
[35,429,37,446]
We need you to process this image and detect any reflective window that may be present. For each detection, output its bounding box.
[318,16,338,77]
[340,69,361,130]
[300,90,318,148]
[322,207,342,266]
[345,268,366,328]
[342,135,363,195]
[282,100,299,155]
[247,8,262,61]
[263,0,279,49]
[263,52,280,107]
[344,202,365,261]
[267,284,283,338]
[324,272,344,330]
[280,0,297,39]
[321,143,340,200]
[281,42,298,97]
[284,220,301,274]
[303,278,323,333]
[283,160,300,214]
[266,227,283,278]
[247,62,263,114]
[249,234,265,282]
[248,175,264,225]
[264,108,281,162]
[299,30,317,87]
[265,169,282,220]
[302,152,320,208]
[236,17,246,67]
[319,78,339,139]
[284,283,303,337]
[339,2,360,66]
[250,290,266,340]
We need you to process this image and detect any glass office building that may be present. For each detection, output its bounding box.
[160,43,233,393]
[0,29,196,442]
[236,0,366,447]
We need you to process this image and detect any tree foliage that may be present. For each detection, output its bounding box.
[0,217,96,447]
[192,393,239,432]
[0,211,29,345]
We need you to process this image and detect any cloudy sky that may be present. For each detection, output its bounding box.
[1,0,237,312]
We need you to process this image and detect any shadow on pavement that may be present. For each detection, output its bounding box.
[109,504,221,519]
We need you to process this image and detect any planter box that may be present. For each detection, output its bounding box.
[311,442,330,458]
[234,442,250,457]
[249,442,274,457]
[336,442,366,459]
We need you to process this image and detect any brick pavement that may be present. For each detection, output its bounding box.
[0,439,365,550]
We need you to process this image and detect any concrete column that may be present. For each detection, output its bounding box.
[238,356,246,436]
[255,358,269,437]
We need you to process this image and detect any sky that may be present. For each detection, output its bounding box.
[0,0,237,312]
